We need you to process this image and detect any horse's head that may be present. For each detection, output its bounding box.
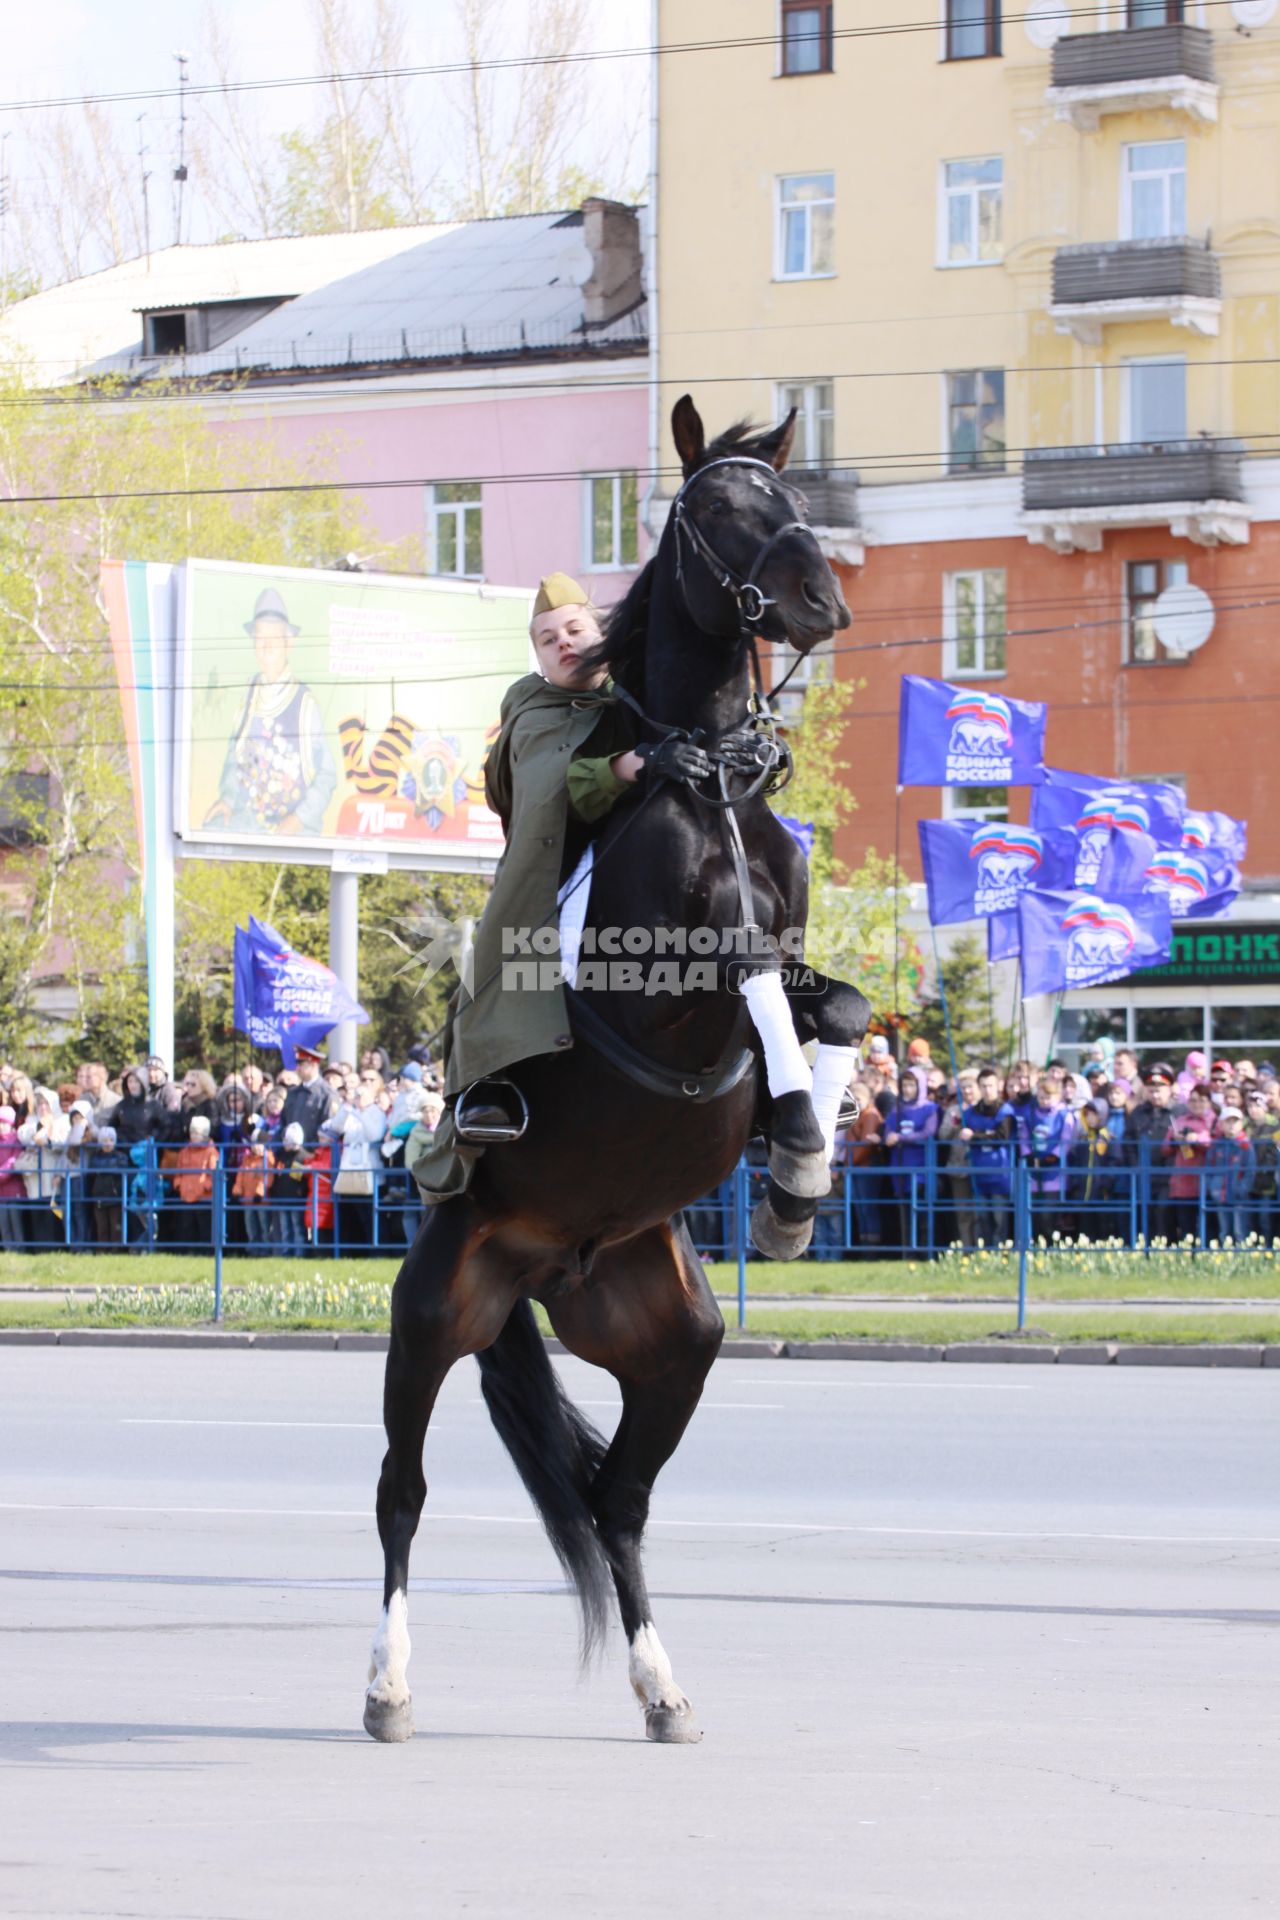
[668,395,851,653]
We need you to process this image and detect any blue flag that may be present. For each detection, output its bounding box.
[1180,808,1247,866]
[918,818,1076,927]
[898,676,1047,787]
[1030,768,1185,887]
[1017,887,1173,996]
[234,916,369,1065]
[775,815,815,859]
[1095,830,1240,922]
[988,910,1021,964]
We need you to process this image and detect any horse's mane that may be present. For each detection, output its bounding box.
[589,419,782,695]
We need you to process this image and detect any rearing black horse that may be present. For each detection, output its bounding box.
[364,396,870,1744]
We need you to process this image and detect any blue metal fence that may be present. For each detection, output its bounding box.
[2,1140,1272,1331]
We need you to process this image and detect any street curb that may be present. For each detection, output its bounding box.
[0,1327,1272,1367]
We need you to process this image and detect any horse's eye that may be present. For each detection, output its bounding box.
[706,495,730,515]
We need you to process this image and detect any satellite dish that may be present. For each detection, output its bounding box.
[1232,0,1277,26]
[1154,582,1216,656]
[1024,0,1068,47]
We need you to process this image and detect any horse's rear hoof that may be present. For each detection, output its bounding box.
[645,1704,701,1744]
[363,1693,414,1743]
[768,1143,831,1198]
[751,1196,815,1260]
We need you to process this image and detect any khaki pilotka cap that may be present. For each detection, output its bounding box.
[531,572,589,618]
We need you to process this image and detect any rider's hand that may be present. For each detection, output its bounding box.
[716,727,776,775]
[636,737,714,786]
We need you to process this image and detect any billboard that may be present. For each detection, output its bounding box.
[174,559,531,865]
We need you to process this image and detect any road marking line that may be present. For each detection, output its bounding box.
[0,1501,1275,1547]
[122,1419,385,1430]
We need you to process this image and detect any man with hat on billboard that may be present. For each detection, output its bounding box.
[203,586,337,839]
[409,570,762,1202]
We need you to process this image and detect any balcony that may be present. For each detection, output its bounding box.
[1050,239,1222,344]
[790,467,864,567]
[1047,25,1218,131]
[1021,439,1248,553]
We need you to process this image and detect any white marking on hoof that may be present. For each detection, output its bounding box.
[364,1590,413,1740]
[629,1622,697,1740]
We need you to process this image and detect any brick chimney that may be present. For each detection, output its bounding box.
[580,199,643,328]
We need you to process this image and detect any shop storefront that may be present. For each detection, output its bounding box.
[1058,916,1280,1074]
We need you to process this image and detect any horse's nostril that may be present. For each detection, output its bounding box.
[801,578,827,610]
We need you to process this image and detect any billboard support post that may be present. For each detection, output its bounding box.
[329,869,360,1066]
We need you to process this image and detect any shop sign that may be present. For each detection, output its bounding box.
[1128,923,1280,986]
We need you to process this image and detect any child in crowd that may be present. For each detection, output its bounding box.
[232,1124,277,1248]
[0,1105,24,1251]
[883,1068,939,1251]
[271,1122,308,1253]
[87,1126,130,1247]
[1205,1108,1256,1246]
[960,1067,1015,1248]
[170,1115,219,1247]
[1163,1086,1216,1243]
[1020,1075,1076,1238]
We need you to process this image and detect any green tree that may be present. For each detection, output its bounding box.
[0,362,370,1066]
[911,931,1015,1073]
[771,680,918,1027]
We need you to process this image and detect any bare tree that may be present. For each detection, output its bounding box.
[11,102,147,285]
[448,0,594,219]
[191,5,283,239]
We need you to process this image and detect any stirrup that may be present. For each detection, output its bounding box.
[455,1078,529,1145]
[837,1091,861,1129]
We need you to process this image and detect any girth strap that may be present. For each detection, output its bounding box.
[564,987,755,1105]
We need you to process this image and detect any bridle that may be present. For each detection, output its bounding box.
[671,455,813,644]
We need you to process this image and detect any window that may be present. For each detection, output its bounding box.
[946,369,1006,473]
[940,157,1003,266]
[776,173,835,280]
[1125,356,1187,443]
[585,472,639,571]
[945,0,1001,60]
[776,380,835,466]
[1128,1,1183,24]
[427,483,482,577]
[1126,558,1189,664]
[945,569,1007,677]
[780,1,832,74]
[145,311,189,355]
[943,784,1009,824]
[1123,140,1186,241]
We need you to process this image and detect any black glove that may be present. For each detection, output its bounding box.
[635,737,714,786]
[716,727,778,775]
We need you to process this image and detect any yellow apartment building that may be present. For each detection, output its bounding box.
[653,0,1280,1067]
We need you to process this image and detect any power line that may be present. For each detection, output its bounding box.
[4,582,1280,708]
[4,431,1280,506]
[0,5,1181,118]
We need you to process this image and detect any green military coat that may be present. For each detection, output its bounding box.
[408,673,634,1202]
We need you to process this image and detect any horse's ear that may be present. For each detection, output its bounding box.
[758,407,798,473]
[671,394,706,475]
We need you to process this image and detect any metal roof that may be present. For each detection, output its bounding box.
[132,209,648,380]
[0,226,454,383]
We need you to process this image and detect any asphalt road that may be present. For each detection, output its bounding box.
[1,1350,1276,1920]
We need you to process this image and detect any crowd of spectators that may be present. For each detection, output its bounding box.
[3,1035,1276,1261]
[689,1037,1280,1258]
[0,1046,445,1254]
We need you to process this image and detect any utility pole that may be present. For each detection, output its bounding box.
[172,51,190,246]
[137,116,152,269]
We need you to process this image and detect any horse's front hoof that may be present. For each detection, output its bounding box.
[363,1692,414,1743]
[750,1196,815,1260]
[645,1704,701,1743]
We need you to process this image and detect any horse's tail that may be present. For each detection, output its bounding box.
[475,1298,613,1658]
